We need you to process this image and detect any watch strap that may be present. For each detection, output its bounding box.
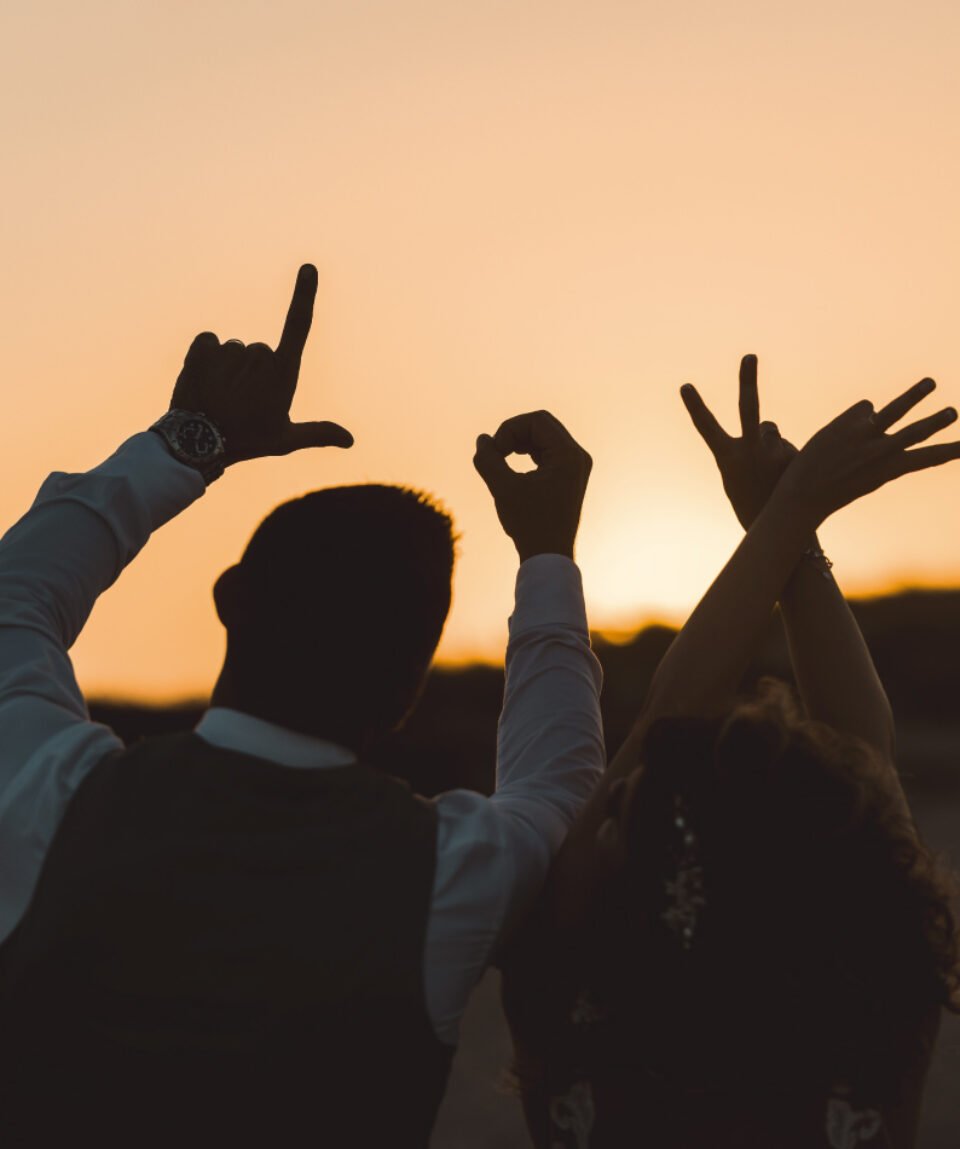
[150,409,227,484]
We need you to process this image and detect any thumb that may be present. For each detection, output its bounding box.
[281,421,354,453]
[473,433,514,496]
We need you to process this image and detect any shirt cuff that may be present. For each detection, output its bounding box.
[509,554,588,637]
[102,430,208,496]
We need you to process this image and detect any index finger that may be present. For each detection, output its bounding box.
[492,410,581,459]
[276,264,318,369]
[738,354,760,439]
[680,384,730,455]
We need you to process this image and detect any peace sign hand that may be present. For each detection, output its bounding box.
[171,264,353,464]
[681,354,797,529]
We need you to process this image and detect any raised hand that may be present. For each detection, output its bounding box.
[171,264,353,464]
[683,359,960,531]
[473,410,592,562]
[781,377,960,525]
[681,354,797,528]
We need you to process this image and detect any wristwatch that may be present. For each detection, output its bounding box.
[150,409,227,484]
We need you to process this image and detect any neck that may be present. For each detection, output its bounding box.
[211,663,366,751]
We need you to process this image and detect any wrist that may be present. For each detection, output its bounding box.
[782,534,837,600]
[762,481,823,538]
[512,552,588,634]
[150,409,227,484]
[800,538,834,580]
[516,541,575,564]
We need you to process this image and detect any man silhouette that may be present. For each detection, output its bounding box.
[0,266,603,1147]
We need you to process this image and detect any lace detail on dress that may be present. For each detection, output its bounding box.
[548,1080,595,1149]
[660,797,706,949]
[825,1095,884,1148]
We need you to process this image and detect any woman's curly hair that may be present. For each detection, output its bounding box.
[581,679,960,1109]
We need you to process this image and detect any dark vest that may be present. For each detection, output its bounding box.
[0,733,453,1148]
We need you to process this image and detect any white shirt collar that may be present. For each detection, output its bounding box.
[195,707,358,770]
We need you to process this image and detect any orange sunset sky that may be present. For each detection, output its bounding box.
[3,0,960,701]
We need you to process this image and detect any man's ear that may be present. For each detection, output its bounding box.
[213,565,245,629]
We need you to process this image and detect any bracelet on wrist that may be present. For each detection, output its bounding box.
[802,543,834,580]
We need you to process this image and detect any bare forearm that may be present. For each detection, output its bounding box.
[639,497,813,717]
[548,491,817,923]
[779,551,895,758]
[611,489,817,775]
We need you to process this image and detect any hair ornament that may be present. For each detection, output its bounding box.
[825,1086,884,1148]
[548,1080,595,1149]
[660,796,706,950]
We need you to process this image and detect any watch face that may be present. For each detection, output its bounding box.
[176,418,221,459]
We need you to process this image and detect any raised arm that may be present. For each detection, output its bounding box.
[778,561,895,756]
[549,368,960,904]
[682,354,898,759]
[0,264,352,944]
[169,264,352,466]
[473,413,605,923]
[621,365,958,760]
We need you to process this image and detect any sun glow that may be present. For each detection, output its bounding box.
[4,0,960,701]
[576,500,742,634]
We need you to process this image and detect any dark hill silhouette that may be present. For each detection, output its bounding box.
[90,587,960,800]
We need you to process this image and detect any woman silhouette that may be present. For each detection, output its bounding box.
[503,359,960,1149]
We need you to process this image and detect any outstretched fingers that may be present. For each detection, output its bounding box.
[897,440,960,475]
[889,406,958,450]
[738,354,760,440]
[874,377,937,431]
[276,264,318,372]
[281,421,354,453]
[680,384,729,455]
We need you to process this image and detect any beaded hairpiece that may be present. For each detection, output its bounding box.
[826,1086,884,1148]
[660,796,706,950]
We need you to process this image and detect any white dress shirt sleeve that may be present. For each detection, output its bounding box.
[492,555,606,919]
[425,555,604,1044]
[0,432,206,945]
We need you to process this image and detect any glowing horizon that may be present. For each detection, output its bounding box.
[4,0,960,703]
[86,572,960,707]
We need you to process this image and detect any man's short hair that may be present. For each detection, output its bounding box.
[225,484,456,739]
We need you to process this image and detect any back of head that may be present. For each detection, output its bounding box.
[583,681,959,1138]
[217,484,455,745]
